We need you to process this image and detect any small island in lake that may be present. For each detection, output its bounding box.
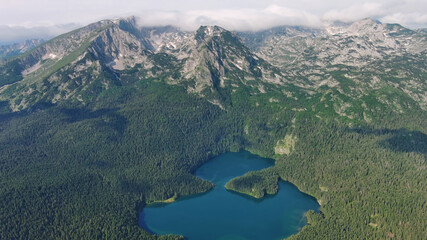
[140,151,320,240]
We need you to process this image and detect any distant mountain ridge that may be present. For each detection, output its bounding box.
[0,39,44,60]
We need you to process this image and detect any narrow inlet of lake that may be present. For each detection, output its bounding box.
[139,151,319,240]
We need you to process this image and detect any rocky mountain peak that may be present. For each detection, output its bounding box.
[347,18,384,36]
[324,18,381,36]
[352,18,381,27]
[197,25,226,37]
[195,26,230,44]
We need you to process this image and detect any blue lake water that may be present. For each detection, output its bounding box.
[139,151,319,240]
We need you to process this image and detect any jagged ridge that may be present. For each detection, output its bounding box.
[0,17,425,115]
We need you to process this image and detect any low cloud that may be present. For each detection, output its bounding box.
[1,1,426,43]
[321,1,427,28]
[136,5,322,31]
[380,12,427,28]
[0,24,80,44]
[322,3,385,22]
[135,3,427,31]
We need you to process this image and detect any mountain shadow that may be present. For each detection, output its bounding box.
[348,127,427,155]
[59,107,128,135]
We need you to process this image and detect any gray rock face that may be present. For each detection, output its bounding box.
[0,18,285,110]
[239,18,427,110]
[0,17,425,113]
[247,18,426,69]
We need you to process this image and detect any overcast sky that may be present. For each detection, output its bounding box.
[0,0,426,43]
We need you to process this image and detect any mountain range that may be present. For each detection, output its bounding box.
[0,17,425,117]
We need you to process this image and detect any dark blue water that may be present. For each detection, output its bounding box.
[139,151,319,240]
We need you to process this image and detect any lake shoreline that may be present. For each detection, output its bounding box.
[140,151,320,240]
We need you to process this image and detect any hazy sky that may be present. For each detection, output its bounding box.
[0,0,426,42]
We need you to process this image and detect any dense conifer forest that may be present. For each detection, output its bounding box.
[0,76,425,239]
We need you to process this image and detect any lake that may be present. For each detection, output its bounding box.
[139,151,319,240]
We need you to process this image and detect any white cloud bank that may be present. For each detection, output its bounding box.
[323,3,385,22]
[136,5,322,31]
[0,24,80,44]
[381,12,427,28]
[0,1,426,42]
